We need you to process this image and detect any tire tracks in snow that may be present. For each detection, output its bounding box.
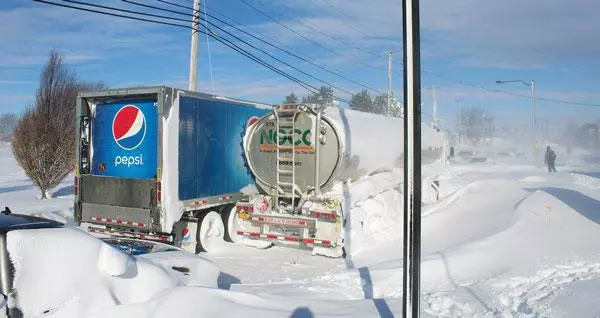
[492,262,600,317]
[422,262,600,317]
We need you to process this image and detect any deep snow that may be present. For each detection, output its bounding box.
[2,140,600,317]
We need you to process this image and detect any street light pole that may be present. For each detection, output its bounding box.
[531,80,537,165]
[387,50,393,115]
[455,98,463,144]
[495,79,536,166]
[402,0,422,316]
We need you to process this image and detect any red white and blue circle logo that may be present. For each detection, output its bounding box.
[246,116,260,129]
[182,227,191,241]
[112,105,146,150]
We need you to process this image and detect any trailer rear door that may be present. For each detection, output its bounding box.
[78,98,160,231]
[92,99,158,178]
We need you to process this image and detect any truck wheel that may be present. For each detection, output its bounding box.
[222,204,241,243]
[196,210,225,253]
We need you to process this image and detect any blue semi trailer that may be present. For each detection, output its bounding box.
[74,86,271,252]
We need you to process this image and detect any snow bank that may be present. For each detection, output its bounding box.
[572,172,600,189]
[419,189,600,296]
[520,175,547,183]
[550,276,600,317]
[326,107,403,179]
[324,159,448,261]
[6,228,220,317]
[327,166,600,314]
[0,141,74,224]
[89,286,407,318]
[326,107,446,181]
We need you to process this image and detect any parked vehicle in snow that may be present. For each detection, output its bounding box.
[0,207,64,317]
[74,86,271,253]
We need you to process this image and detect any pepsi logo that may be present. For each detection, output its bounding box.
[182,227,191,241]
[246,116,260,129]
[113,105,146,150]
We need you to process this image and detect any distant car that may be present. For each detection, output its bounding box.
[0,207,64,317]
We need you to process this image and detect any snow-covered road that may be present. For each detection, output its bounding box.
[2,141,600,317]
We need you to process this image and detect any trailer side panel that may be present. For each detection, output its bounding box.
[178,96,268,201]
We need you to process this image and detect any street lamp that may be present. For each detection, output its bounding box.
[496,79,536,165]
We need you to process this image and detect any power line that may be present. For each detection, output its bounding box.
[61,0,188,22]
[156,0,385,94]
[42,1,596,109]
[121,0,353,96]
[422,70,600,107]
[33,0,325,98]
[236,0,381,71]
[253,0,383,57]
[317,0,375,38]
[213,0,600,108]
[202,0,215,94]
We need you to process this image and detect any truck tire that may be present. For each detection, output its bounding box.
[195,210,225,253]
[221,204,238,243]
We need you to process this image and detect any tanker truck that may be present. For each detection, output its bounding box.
[230,103,446,257]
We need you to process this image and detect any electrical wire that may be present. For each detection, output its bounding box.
[252,0,383,57]
[124,0,355,95]
[156,0,385,94]
[33,0,325,98]
[202,0,215,94]
[422,70,600,107]
[236,0,381,71]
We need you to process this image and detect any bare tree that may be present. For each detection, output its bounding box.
[283,93,298,104]
[349,90,374,113]
[302,86,334,106]
[12,50,105,199]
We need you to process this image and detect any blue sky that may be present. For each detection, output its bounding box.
[2,0,600,130]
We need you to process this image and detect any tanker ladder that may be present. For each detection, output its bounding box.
[273,103,303,211]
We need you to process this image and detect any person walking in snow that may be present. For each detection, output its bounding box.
[544,146,557,173]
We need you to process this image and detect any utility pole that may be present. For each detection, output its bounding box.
[402,0,421,316]
[188,0,201,91]
[531,80,537,166]
[455,98,463,144]
[386,50,401,115]
[431,86,438,129]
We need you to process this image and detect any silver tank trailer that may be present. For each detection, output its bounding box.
[243,105,445,197]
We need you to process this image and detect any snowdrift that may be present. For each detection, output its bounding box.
[89,286,407,318]
[329,166,600,307]
[7,228,220,317]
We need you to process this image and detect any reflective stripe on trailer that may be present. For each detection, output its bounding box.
[253,216,308,227]
[236,204,254,213]
[88,227,172,243]
[219,195,234,201]
[236,230,333,247]
[91,217,146,228]
[309,210,338,221]
[193,200,209,206]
